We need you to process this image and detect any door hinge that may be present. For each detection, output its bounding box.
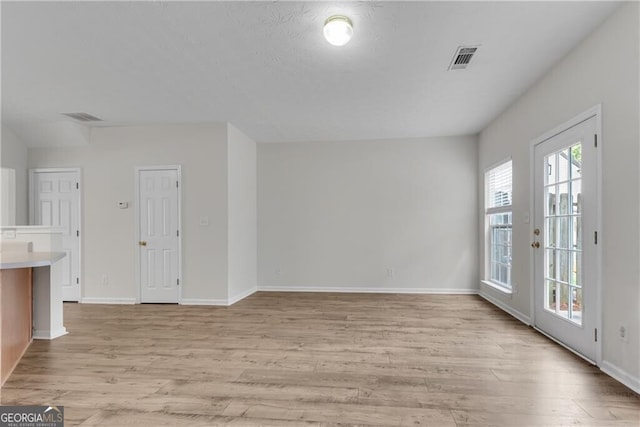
[594,134,598,148]
[594,328,598,342]
[177,278,180,286]
[177,230,179,237]
[77,230,80,237]
[176,181,179,188]
[76,182,79,190]
[594,231,598,245]
[76,277,79,284]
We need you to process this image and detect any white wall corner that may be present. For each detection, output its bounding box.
[33,328,68,340]
[228,286,257,306]
[478,291,531,326]
[600,360,640,394]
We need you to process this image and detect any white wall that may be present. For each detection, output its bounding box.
[258,136,478,293]
[227,123,257,303]
[1,125,29,224]
[478,2,639,391]
[28,124,230,303]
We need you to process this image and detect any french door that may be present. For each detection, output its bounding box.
[532,113,599,363]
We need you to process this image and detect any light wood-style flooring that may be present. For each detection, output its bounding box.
[1,292,638,426]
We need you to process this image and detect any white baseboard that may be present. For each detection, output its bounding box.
[601,360,640,394]
[258,286,478,295]
[180,298,229,306]
[33,327,68,340]
[80,297,136,305]
[228,286,257,305]
[478,291,531,325]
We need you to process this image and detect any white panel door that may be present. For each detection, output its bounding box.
[30,169,81,302]
[138,168,180,303]
[533,115,599,362]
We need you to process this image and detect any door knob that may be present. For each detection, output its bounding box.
[139,241,147,246]
[531,241,540,248]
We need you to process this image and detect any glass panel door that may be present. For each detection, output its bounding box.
[533,114,599,363]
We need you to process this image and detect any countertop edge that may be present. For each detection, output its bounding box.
[0,252,66,269]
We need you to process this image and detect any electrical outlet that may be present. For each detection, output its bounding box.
[387,268,394,278]
[275,268,281,277]
[619,324,628,342]
[101,275,109,285]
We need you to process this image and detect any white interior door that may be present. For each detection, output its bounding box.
[138,167,181,303]
[533,115,599,362]
[30,169,81,302]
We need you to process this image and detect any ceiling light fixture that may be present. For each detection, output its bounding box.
[323,15,353,46]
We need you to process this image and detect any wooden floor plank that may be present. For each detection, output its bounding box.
[0,292,637,426]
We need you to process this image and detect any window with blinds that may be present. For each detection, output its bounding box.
[486,160,513,289]
[486,160,512,212]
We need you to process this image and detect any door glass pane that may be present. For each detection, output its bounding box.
[544,144,582,325]
[546,185,557,216]
[570,144,582,180]
[546,280,557,311]
[559,283,569,316]
[572,287,583,322]
[571,251,581,286]
[572,216,582,250]
[546,248,556,280]
[571,181,582,214]
[557,217,569,249]
[558,183,569,215]
[558,250,569,283]
[558,149,570,182]
[546,218,556,248]
[547,154,557,185]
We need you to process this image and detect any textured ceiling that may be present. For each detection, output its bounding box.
[1,1,620,145]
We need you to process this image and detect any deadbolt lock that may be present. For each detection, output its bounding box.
[534,228,540,236]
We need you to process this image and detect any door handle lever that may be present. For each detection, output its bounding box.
[139,241,147,246]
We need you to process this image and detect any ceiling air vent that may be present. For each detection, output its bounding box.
[448,46,478,70]
[61,112,103,122]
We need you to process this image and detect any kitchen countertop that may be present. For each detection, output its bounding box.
[0,252,66,269]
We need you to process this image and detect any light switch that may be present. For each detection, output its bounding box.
[118,201,129,209]
[199,216,209,226]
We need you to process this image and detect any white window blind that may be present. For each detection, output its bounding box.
[486,160,512,214]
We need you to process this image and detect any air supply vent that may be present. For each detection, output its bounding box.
[448,46,478,70]
[61,112,103,122]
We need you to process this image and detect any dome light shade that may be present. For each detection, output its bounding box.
[323,15,353,46]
